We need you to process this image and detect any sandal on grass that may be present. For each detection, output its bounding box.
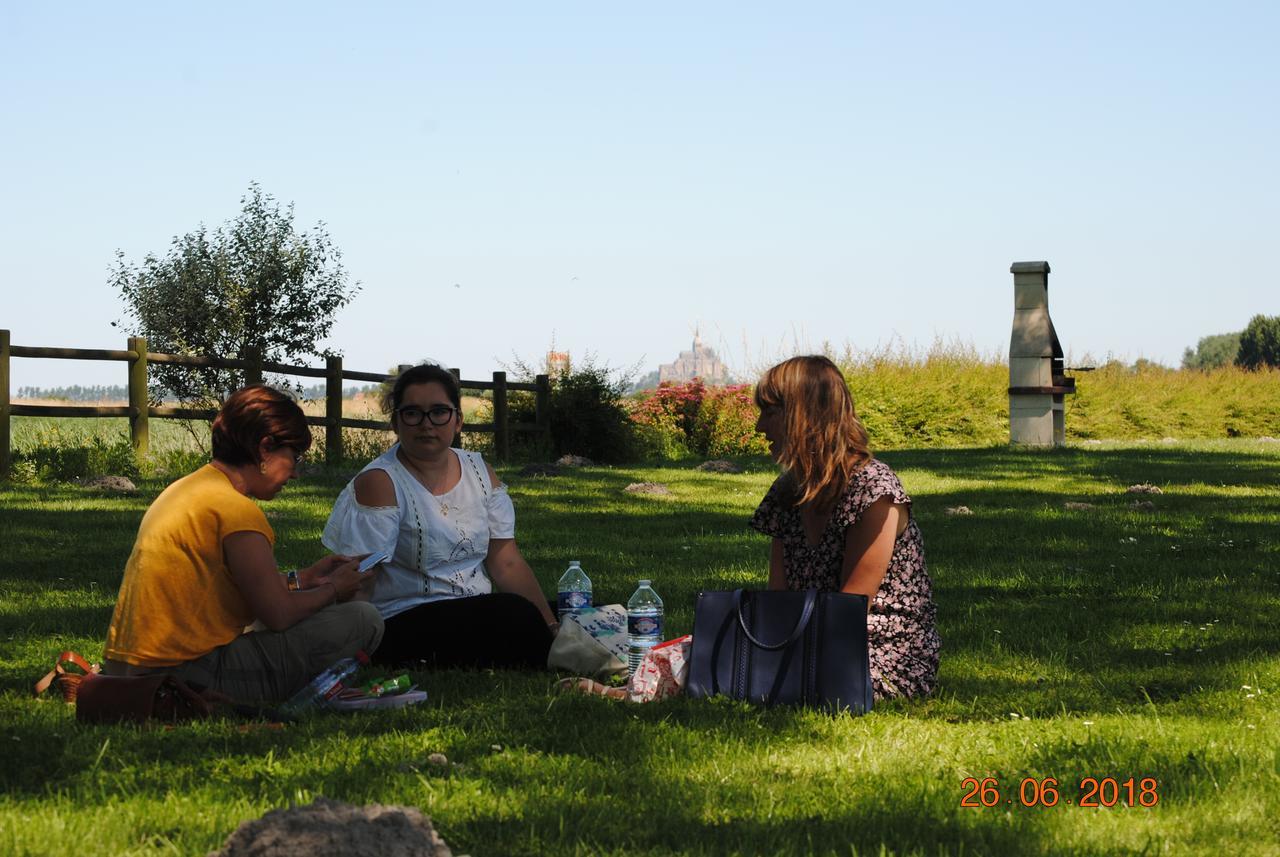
[34,651,101,703]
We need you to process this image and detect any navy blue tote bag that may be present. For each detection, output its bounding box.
[686,589,873,714]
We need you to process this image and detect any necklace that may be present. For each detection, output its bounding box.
[397,448,456,516]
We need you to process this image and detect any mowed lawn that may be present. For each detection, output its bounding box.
[1,440,1277,856]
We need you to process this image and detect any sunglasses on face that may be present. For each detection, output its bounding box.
[396,404,460,427]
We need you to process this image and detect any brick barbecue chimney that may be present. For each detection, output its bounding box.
[1009,261,1075,446]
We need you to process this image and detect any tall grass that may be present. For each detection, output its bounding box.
[833,342,1280,448]
[839,341,1009,448]
[7,351,1280,483]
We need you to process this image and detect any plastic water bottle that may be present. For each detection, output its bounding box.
[557,560,592,618]
[627,580,664,676]
[280,650,370,716]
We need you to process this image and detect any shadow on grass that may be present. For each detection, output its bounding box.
[3,445,1277,717]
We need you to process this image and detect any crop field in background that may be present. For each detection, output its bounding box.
[1,439,1278,855]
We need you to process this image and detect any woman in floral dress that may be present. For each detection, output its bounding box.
[749,355,939,700]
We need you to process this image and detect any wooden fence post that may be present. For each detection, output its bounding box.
[326,355,343,464]
[0,330,10,480]
[448,368,461,448]
[535,373,550,443]
[245,346,263,387]
[127,336,149,461]
[492,371,509,461]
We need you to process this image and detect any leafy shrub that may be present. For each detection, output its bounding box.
[1236,314,1280,370]
[628,379,706,457]
[505,357,636,463]
[691,385,770,457]
[1182,332,1241,370]
[629,380,769,459]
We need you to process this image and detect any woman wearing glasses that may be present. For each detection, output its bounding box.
[323,363,558,669]
[103,385,384,701]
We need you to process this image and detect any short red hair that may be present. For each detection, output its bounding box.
[211,385,311,466]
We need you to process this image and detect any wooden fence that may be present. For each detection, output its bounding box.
[0,329,550,479]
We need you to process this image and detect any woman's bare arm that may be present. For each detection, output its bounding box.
[224,533,369,631]
[838,497,906,601]
[486,537,557,626]
[767,538,786,590]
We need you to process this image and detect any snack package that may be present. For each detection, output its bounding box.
[627,635,692,703]
[361,674,412,697]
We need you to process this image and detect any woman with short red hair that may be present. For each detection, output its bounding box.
[103,385,383,702]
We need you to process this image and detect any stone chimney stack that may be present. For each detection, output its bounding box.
[1009,261,1074,446]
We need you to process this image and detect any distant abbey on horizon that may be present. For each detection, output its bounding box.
[657,332,731,385]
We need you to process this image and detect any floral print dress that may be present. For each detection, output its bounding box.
[750,458,940,700]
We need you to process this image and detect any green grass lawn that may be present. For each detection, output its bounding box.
[1,440,1278,856]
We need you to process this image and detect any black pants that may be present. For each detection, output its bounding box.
[373,593,553,670]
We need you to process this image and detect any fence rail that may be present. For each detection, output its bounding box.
[0,329,550,478]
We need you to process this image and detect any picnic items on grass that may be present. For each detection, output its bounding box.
[547,604,628,678]
[555,634,692,703]
[627,635,691,703]
[33,651,100,703]
[687,589,874,713]
[75,672,216,724]
[328,673,428,711]
[555,676,627,699]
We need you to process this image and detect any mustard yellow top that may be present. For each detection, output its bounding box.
[104,463,275,666]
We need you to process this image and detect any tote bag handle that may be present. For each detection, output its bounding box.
[733,589,818,651]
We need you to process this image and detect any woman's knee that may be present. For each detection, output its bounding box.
[320,600,385,655]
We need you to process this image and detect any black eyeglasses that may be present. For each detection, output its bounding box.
[396,404,459,427]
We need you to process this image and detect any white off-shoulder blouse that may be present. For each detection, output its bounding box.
[322,445,516,620]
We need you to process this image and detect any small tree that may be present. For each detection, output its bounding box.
[110,183,359,405]
[1181,331,1241,370]
[504,350,639,462]
[1236,314,1280,370]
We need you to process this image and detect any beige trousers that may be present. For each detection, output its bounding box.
[104,601,384,703]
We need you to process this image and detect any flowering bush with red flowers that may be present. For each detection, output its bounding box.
[629,379,768,459]
[692,384,771,457]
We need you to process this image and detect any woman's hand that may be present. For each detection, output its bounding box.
[308,555,378,603]
[298,554,351,590]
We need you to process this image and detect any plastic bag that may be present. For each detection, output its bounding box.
[547,605,628,678]
[626,635,692,703]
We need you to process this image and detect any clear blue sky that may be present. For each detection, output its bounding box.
[3,1,1276,389]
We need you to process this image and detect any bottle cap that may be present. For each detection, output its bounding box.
[570,560,581,566]
[639,579,651,586]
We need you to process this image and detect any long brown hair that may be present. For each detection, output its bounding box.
[754,355,871,508]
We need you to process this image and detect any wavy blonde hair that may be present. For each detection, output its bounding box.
[754,355,871,508]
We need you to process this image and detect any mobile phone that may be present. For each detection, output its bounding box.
[357,551,391,573]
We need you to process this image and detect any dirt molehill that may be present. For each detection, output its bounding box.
[696,459,742,473]
[625,482,672,496]
[556,454,595,468]
[210,797,453,857]
[73,475,137,493]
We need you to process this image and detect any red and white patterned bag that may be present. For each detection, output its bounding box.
[626,635,692,703]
